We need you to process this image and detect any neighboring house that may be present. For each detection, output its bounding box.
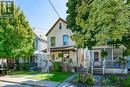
[46,18,129,74]
[85,46,128,74]
[33,28,47,68]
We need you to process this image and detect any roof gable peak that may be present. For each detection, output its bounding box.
[46,18,67,36]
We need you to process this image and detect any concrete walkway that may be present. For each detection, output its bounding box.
[56,73,79,87]
[0,76,59,87]
[0,81,31,87]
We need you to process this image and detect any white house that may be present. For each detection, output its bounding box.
[46,18,129,74]
[33,28,48,68]
[46,18,83,68]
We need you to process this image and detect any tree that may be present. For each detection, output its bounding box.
[66,0,96,49]
[0,7,34,60]
[67,0,130,49]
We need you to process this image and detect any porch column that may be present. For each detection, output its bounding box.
[91,50,94,75]
[103,48,106,75]
[112,48,114,61]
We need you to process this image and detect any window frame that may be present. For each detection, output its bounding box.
[63,35,69,45]
[51,37,56,47]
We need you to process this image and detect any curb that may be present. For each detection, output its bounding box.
[0,80,46,87]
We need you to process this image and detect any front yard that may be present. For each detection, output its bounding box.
[8,71,73,82]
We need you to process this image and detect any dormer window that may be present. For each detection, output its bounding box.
[59,23,62,29]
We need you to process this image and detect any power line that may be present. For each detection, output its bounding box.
[48,0,60,18]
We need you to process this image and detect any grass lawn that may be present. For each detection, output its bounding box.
[31,72,73,82]
[8,71,73,82]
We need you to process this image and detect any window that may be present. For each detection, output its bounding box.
[94,52,99,62]
[63,35,69,45]
[51,37,56,47]
[59,23,62,29]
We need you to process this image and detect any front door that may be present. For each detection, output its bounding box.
[94,50,101,66]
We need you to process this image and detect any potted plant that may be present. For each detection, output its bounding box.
[100,50,108,59]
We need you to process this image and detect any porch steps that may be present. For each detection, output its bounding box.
[93,68,103,75]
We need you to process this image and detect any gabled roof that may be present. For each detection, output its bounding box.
[46,18,67,36]
[32,28,47,42]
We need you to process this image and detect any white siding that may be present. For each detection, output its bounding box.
[47,20,75,48]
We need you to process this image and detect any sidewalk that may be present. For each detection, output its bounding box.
[56,73,79,87]
[0,76,59,87]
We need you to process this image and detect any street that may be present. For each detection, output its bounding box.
[0,81,31,87]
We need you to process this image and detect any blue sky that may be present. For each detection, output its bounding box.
[16,0,67,33]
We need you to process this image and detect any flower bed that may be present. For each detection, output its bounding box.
[102,74,130,87]
[71,73,96,86]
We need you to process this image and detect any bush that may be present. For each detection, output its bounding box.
[102,78,111,86]
[53,62,62,72]
[85,74,96,86]
[20,63,32,70]
[122,76,130,87]
[75,73,95,86]
[108,75,120,85]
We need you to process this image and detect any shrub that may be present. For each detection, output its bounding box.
[85,74,96,86]
[75,73,95,86]
[122,76,130,87]
[102,78,111,86]
[53,62,62,72]
[20,63,32,70]
[107,75,120,86]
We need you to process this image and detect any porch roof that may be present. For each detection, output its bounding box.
[49,46,76,52]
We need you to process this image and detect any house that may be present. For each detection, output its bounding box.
[46,18,129,74]
[33,28,48,68]
[85,46,128,74]
[46,18,83,68]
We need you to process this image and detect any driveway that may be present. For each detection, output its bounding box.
[0,76,59,87]
[0,81,31,87]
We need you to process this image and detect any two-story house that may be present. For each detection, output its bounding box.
[46,18,83,67]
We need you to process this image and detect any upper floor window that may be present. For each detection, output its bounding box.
[34,37,38,50]
[51,37,56,47]
[59,23,62,29]
[63,35,69,45]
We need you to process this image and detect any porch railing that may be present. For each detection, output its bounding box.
[105,60,121,68]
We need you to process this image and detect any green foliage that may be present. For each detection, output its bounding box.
[115,57,128,68]
[0,7,34,58]
[67,0,130,49]
[52,62,62,72]
[66,0,96,49]
[102,75,121,86]
[85,74,96,86]
[100,50,108,58]
[102,75,130,86]
[102,78,111,86]
[20,63,32,70]
[108,75,120,85]
[74,73,95,86]
[123,76,130,87]
[58,53,64,58]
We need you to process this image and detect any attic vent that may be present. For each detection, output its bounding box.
[59,23,62,29]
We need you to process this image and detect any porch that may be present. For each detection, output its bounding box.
[89,46,128,74]
[49,46,78,72]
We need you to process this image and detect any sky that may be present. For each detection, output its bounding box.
[16,0,68,33]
